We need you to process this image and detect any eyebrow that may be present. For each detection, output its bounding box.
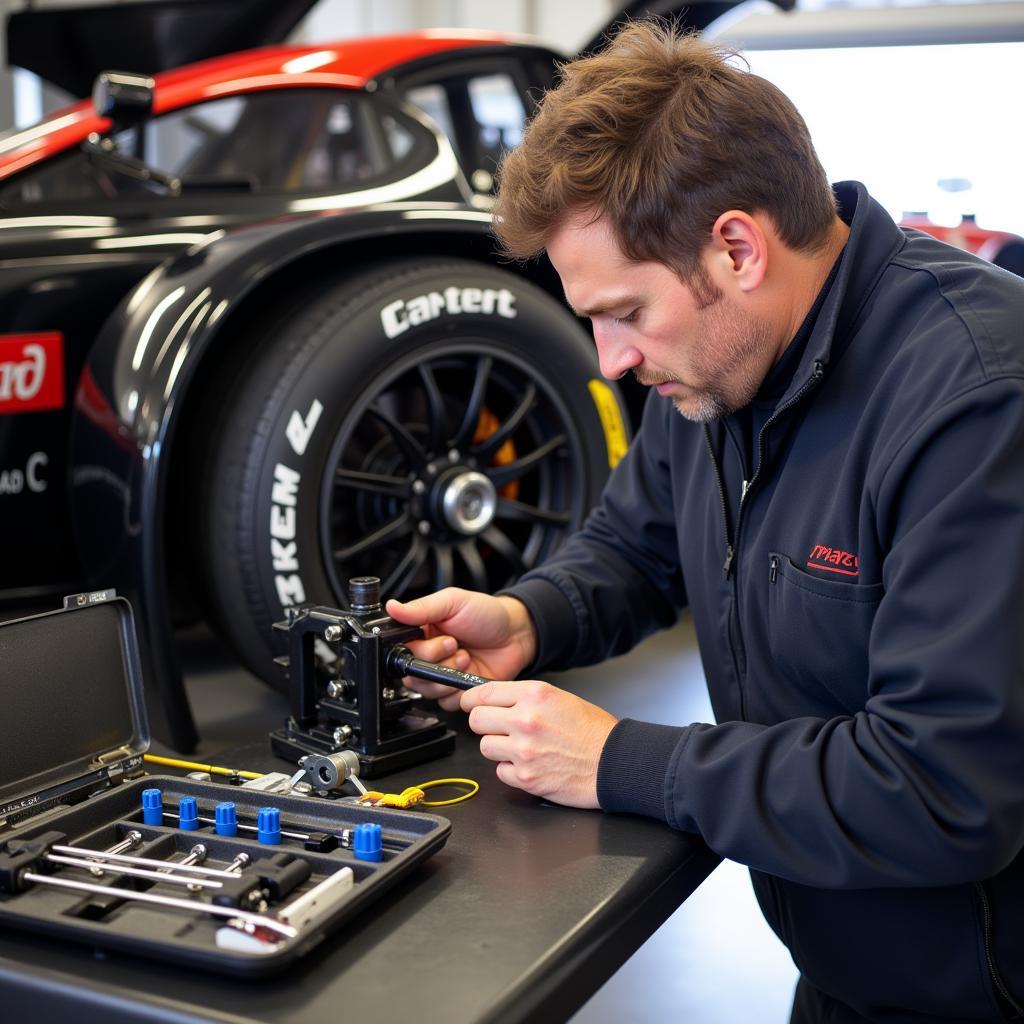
[567,294,641,319]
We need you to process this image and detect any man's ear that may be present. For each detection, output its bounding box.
[708,210,768,293]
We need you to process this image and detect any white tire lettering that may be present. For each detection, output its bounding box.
[379,286,517,337]
[270,505,295,541]
[272,462,300,506]
[286,400,323,457]
[275,573,306,607]
[271,538,299,572]
[380,299,408,338]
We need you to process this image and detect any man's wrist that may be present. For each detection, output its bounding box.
[496,595,538,672]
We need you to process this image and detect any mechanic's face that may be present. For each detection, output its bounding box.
[548,212,777,422]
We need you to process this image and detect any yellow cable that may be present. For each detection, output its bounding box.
[143,754,264,781]
[410,777,480,806]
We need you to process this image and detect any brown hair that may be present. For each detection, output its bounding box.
[493,20,836,279]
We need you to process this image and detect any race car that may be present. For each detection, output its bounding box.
[0,0,772,749]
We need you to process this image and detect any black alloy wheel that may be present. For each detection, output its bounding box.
[324,343,583,601]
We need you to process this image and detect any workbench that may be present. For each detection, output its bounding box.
[0,711,718,1024]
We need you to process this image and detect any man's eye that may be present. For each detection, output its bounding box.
[614,310,638,325]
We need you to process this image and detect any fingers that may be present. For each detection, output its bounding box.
[386,589,468,627]
[460,679,521,712]
[404,634,457,663]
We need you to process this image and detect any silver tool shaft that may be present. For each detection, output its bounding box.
[45,853,221,890]
[51,844,241,879]
[21,872,298,940]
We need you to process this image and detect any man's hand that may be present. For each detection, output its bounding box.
[386,589,537,711]
[460,680,617,809]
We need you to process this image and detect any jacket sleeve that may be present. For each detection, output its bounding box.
[504,392,688,673]
[599,379,1024,888]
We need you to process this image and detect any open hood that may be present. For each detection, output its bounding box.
[581,0,796,55]
[6,0,319,98]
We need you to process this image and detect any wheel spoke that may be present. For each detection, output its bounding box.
[333,513,412,562]
[450,356,493,450]
[481,525,527,574]
[366,404,429,470]
[485,434,567,487]
[495,497,571,527]
[334,467,410,498]
[381,539,428,598]
[473,383,537,461]
[433,545,455,590]
[418,364,446,455]
[456,541,489,592]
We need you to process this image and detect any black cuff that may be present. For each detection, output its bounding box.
[597,719,685,823]
[499,576,580,675]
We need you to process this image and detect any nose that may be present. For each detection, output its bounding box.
[592,322,642,381]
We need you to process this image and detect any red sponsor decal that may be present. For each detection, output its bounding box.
[0,333,64,414]
[807,543,859,577]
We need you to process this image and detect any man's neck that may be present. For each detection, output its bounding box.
[776,216,850,357]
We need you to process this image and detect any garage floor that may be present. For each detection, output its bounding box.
[176,612,799,1023]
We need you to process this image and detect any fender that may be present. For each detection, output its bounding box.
[70,203,504,749]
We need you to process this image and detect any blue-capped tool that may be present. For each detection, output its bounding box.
[353,822,383,862]
[141,788,163,826]
[215,802,238,837]
[257,806,281,845]
[178,796,199,831]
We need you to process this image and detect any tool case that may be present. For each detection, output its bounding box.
[0,591,451,976]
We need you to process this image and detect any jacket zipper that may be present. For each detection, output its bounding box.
[731,359,826,567]
[703,427,735,573]
[975,881,1024,1019]
[703,360,826,722]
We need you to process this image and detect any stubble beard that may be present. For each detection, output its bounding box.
[636,292,775,424]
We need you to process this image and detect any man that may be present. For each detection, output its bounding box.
[387,21,1024,1024]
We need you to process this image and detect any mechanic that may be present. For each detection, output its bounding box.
[386,21,1024,1024]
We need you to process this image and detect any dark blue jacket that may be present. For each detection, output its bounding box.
[507,182,1024,1022]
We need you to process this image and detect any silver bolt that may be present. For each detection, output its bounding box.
[448,449,460,462]
[292,782,313,796]
[226,852,251,874]
[418,521,431,535]
[333,725,352,746]
[412,480,426,495]
[324,624,342,642]
[372,626,381,634]
[326,681,342,699]
[382,688,396,701]
[91,830,143,876]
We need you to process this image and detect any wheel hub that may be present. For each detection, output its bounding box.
[435,468,497,536]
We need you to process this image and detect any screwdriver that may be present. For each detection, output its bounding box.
[386,646,490,690]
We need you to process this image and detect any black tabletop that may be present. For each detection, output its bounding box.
[0,711,719,1024]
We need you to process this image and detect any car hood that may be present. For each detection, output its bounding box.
[6,0,319,98]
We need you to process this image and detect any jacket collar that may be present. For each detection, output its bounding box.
[783,181,907,402]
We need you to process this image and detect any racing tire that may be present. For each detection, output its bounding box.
[198,258,628,689]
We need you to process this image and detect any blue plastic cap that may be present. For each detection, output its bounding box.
[215,802,237,837]
[257,806,281,845]
[141,788,163,826]
[178,795,199,831]
[353,822,383,862]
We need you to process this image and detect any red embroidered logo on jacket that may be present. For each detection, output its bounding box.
[807,544,859,577]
